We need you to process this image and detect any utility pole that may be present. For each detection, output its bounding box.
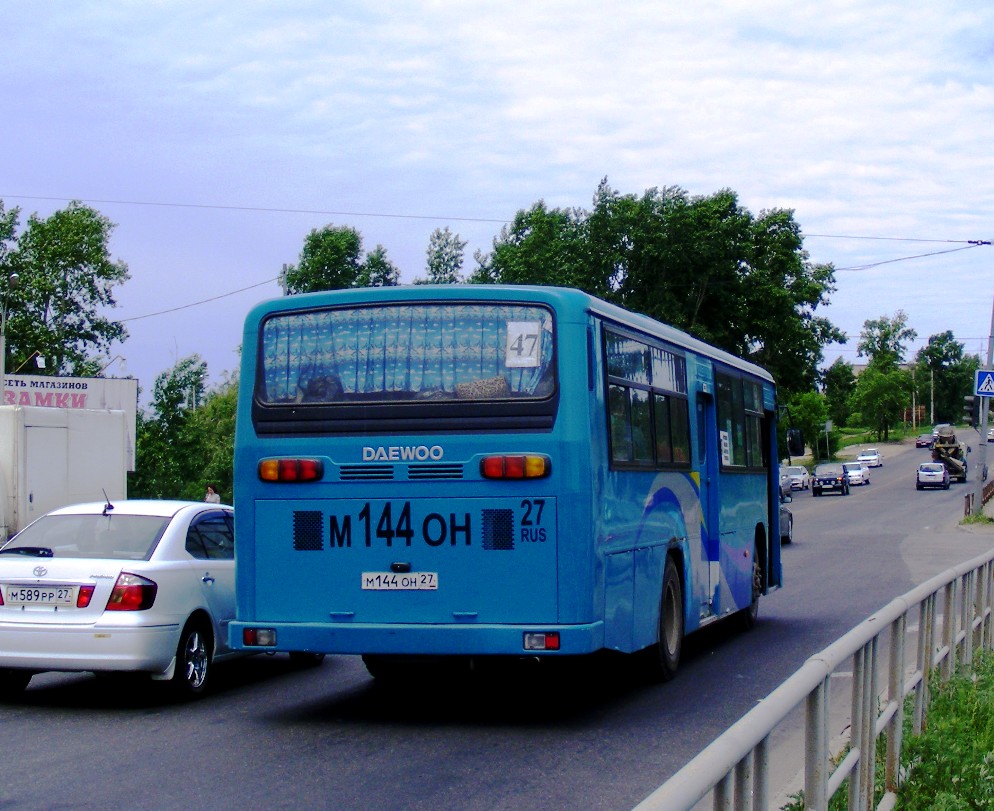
[970,288,993,516]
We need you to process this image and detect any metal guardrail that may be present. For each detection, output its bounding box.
[964,478,994,517]
[633,546,994,811]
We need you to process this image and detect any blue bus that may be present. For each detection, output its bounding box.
[231,285,783,680]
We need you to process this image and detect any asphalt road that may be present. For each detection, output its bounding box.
[3,439,992,811]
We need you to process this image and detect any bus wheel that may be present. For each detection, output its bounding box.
[739,549,762,630]
[641,557,684,682]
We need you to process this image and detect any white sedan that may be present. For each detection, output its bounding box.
[843,462,870,485]
[0,500,244,698]
[856,448,883,467]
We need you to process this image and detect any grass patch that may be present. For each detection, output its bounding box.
[898,653,994,808]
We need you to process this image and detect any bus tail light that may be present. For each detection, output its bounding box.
[243,628,277,647]
[258,458,325,482]
[480,455,551,480]
[523,632,560,651]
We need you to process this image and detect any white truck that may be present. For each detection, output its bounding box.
[0,406,130,540]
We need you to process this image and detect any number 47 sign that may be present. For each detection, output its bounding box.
[976,369,994,397]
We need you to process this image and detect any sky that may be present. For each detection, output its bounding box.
[3,1,993,404]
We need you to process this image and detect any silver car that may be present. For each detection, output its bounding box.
[0,500,240,698]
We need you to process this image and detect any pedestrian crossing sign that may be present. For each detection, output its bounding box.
[976,369,994,397]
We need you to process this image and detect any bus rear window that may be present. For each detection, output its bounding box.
[258,303,556,406]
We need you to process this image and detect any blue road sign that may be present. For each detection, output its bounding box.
[976,369,994,397]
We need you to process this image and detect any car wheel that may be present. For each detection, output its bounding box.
[916,483,923,490]
[944,481,950,490]
[0,668,32,692]
[640,557,684,682]
[171,620,212,699]
[782,515,793,545]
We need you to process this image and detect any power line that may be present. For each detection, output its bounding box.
[834,244,984,271]
[119,277,278,322]
[0,194,509,224]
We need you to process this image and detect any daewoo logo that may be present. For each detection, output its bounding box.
[362,445,444,462]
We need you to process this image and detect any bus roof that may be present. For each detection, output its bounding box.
[245,284,774,385]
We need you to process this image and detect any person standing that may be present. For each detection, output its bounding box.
[204,484,221,504]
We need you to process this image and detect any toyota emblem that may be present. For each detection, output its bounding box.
[33,566,48,577]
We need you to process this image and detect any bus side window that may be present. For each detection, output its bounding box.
[609,384,632,462]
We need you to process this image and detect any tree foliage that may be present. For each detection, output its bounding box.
[823,358,856,428]
[785,390,829,459]
[913,331,979,425]
[130,356,212,500]
[850,365,911,441]
[417,227,466,285]
[473,179,843,397]
[0,200,130,375]
[280,224,401,293]
[857,311,917,371]
[354,244,400,288]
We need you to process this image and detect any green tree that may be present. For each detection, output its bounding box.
[913,331,978,425]
[280,225,364,294]
[823,358,856,428]
[130,355,208,499]
[857,311,917,371]
[473,179,843,396]
[417,226,467,285]
[469,201,587,288]
[354,244,400,288]
[0,200,130,376]
[850,365,911,441]
[785,390,829,460]
[183,375,238,502]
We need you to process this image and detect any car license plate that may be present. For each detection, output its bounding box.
[361,572,438,591]
[3,584,77,606]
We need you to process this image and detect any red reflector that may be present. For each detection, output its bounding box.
[523,632,560,651]
[243,628,277,646]
[77,585,95,608]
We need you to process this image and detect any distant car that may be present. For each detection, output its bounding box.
[779,487,793,544]
[812,463,850,496]
[856,448,883,467]
[783,465,810,490]
[842,461,870,486]
[916,462,950,490]
[0,500,246,698]
[916,434,933,448]
[988,427,993,443]
[932,424,950,440]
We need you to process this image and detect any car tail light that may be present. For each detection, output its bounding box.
[105,573,157,611]
[0,590,4,606]
[480,454,551,479]
[76,585,95,608]
[258,458,324,482]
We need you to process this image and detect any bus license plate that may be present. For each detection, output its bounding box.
[4,584,76,606]
[361,572,438,591]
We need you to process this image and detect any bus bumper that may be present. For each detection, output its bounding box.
[230,620,605,656]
